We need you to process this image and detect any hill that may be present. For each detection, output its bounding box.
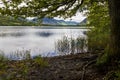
[28,17,79,25]
[0,16,81,26]
[0,16,37,26]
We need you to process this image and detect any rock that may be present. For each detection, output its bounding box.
[16,74,22,78]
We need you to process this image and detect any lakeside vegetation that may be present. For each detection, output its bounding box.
[55,36,87,55]
[0,55,48,80]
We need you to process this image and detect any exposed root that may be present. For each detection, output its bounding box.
[81,60,96,80]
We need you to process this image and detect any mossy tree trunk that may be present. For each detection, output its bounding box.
[108,0,120,60]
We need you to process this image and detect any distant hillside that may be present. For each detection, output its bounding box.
[79,18,87,25]
[28,17,79,25]
[0,16,82,26]
[0,16,37,26]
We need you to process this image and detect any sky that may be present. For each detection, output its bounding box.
[54,12,86,22]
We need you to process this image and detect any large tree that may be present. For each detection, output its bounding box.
[0,0,120,61]
[107,0,120,61]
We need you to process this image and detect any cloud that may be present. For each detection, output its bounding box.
[54,12,86,22]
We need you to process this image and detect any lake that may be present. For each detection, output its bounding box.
[0,26,88,60]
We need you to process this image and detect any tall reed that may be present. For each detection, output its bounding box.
[55,36,87,55]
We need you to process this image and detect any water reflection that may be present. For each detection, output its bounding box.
[0,27,88,59]
[0,32,26,37]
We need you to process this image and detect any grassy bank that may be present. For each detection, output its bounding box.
[0,53,94,80]
[0,55,48,80]
[0,52,119,80]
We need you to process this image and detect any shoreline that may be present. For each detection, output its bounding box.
[0,52,105,80]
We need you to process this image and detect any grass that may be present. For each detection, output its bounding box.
[0,51,48,80]
[9,50,31,60]
[33,55,48,67]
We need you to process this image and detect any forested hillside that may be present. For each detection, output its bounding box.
[0,16,37,26]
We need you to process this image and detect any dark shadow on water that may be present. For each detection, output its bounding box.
[10,32,26,37]
[0,32,26,37]
[83,31,87,35]
[35,31,54,37]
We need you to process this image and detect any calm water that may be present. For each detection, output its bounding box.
[0,26,88,59]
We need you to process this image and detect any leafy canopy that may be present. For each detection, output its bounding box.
[0,0,106,18]
[0,0,84,18]
[86,1,110,51]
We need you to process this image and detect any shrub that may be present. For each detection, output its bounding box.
[33,55,48,67]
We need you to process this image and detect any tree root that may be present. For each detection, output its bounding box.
[81,60,96,80]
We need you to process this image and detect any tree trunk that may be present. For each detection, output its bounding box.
[108,0,120,60]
